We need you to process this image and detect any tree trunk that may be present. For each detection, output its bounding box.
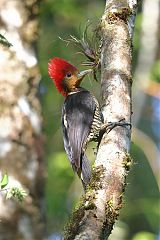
[133,0,159,126]
[64,1,138,239]
[0,1,45,239]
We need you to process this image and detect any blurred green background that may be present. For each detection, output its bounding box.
[38,0,160,239]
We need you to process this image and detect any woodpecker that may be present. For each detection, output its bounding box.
[48,57,102,188]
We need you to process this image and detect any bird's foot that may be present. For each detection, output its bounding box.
[101,118,132,134]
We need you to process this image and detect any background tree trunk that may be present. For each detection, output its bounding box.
[64,1,138,239]
[0,1,45,239]
[133,0,159,125]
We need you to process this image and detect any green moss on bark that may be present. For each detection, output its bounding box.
[123,153,133,172]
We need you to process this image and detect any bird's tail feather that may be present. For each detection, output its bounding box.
[81,154,91,189]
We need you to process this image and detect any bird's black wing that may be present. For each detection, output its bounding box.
[62,89,96,176]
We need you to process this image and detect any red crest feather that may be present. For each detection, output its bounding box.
[48,57,78,96]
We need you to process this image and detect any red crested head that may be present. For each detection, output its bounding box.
[48,57,78,96]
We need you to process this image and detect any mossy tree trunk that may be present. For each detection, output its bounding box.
[64,1,138,239]
[0,1,45,239]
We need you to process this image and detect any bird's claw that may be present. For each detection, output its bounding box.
[101,118,132,134]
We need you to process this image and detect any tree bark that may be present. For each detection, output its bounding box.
[0,1,45,239]
[64,1,138,239]
[133,0,159,126]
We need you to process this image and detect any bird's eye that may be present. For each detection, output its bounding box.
[66,73,72,78]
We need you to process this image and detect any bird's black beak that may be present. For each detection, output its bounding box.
[77,69,92,81]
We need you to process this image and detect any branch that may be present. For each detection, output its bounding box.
[64,1,138,239]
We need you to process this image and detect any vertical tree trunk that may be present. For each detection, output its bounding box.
[64,1,138,239]
[133,0,159,125]
[0,1,45,239]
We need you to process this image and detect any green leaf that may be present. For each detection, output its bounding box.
[0,173,9,189]
[0,34,13,47]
